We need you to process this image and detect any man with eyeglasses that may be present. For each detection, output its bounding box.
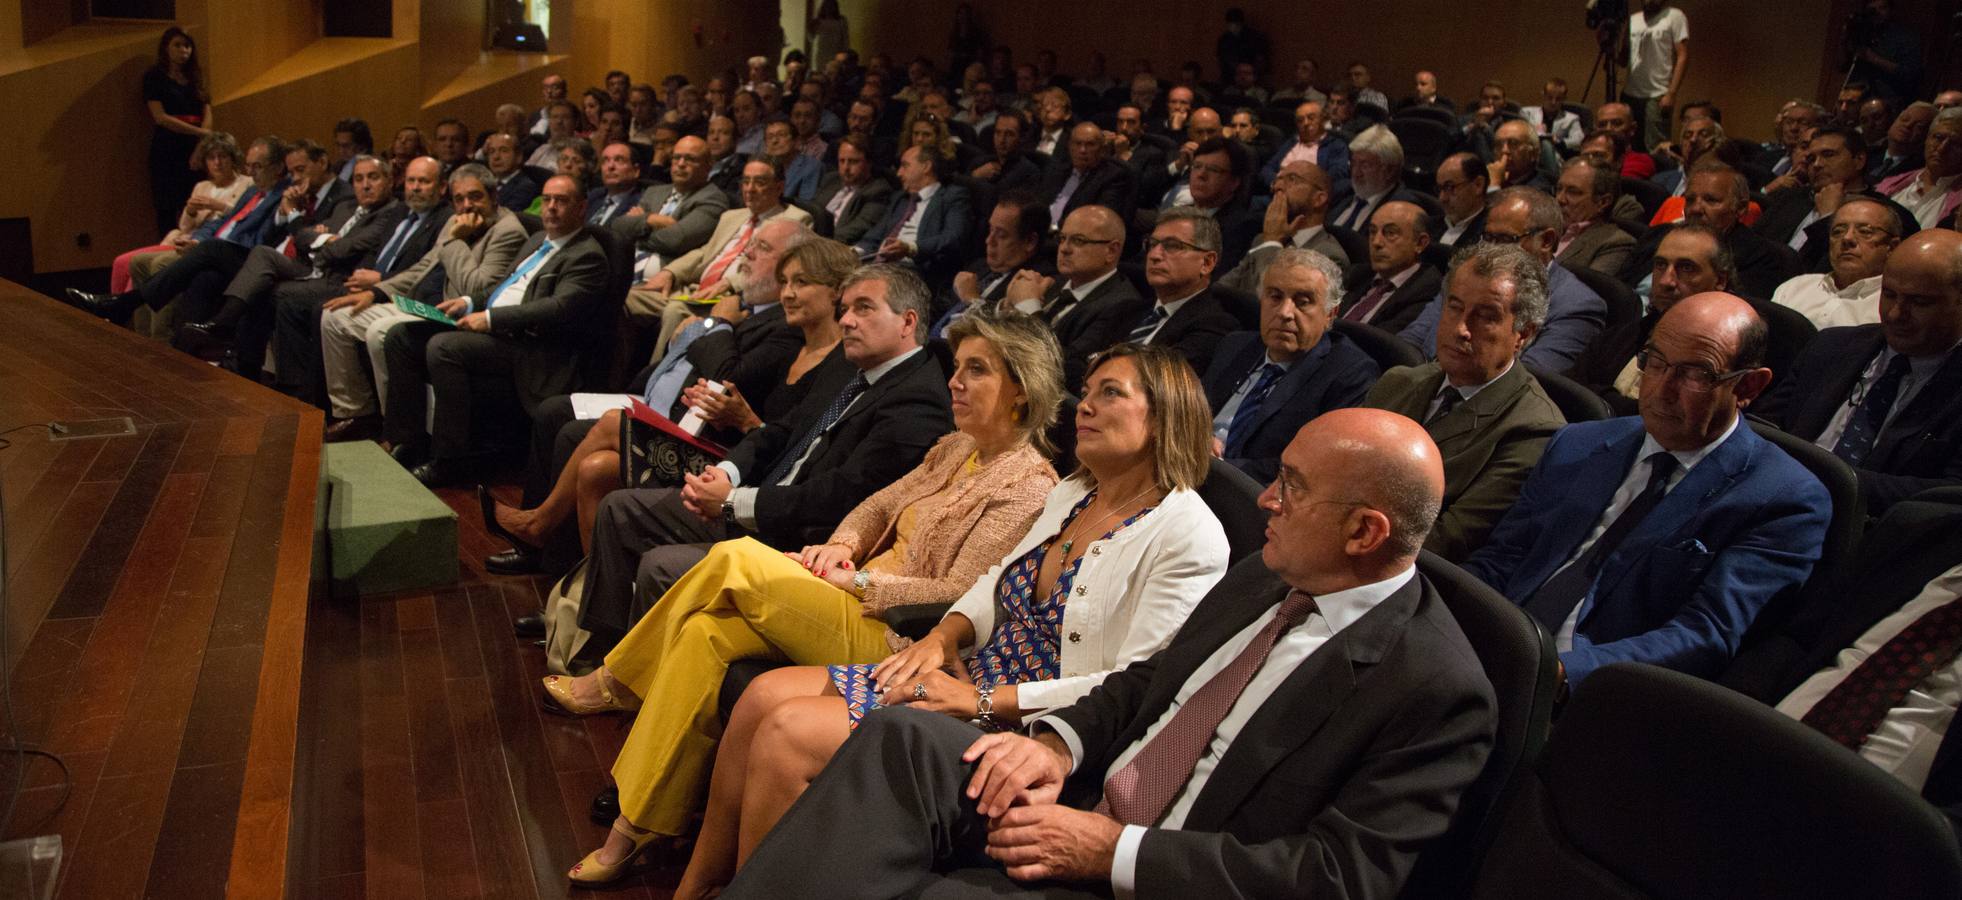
[1756,229,1962,514]
[1433,153,1491,250]
[1218,161,1347,294]
[1766,198,1900,330]
[1160,136,1262,275]
[1001,205,1142,389]
[1571,223,1732,415]
[1161,108,1224,206]
[1758,126,1919,272]
[1462,291,1831,685]
[614,135,730,274]
[1877,107,1962,229]
[1399,187,1609,374]
[1115,207,1239,375]
[1205,248,1378,483]
[1337,200,1439,332]
[1365,243,1566,561]
[1258,100,1350,195]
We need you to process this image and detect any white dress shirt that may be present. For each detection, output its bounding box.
[1134,290,1201,344]
[897,181,941,247]
[1426,360,1511,420]
[1814,344,1956,451]
[1890,173,1959,229]
[1770,272,1883,330]
[1777,563,1962,793]
[1554,415,1738,650]
[1035,268,1119,320]
[1039,567,1418,898]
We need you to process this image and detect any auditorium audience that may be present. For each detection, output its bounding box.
[933,191,1048,337]
[669,341,1231,895]
[1619,163,1800,301]
[1594,102,1658,179]
[111,132,249,296]
[1570,223,1735,413]
[1767,197,1899,329]
[1205,248,1376,482]
[1877,107,1962,229]
[613,135,729,273]
[858,144,973,284]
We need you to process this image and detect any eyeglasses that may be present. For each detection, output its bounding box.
[1059,233,1119,249]
[1636,348,1751,392]
[1268,471,1366,512]
[1142,236,1210,254]
[1480,231,1527,245]
[1829,222,1897,242]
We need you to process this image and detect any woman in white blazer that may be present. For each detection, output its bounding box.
[657,343,1231,897]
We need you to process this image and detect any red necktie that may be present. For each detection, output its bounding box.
[1095,590,1319,826]
[1800,597,1962,750]
[883,193,919,243]
[215,192,264,241]
[281,193,318,259]
[699,217,758,291]
[1344,277,1396,323]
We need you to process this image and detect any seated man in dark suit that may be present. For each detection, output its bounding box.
[1567,223,1735,415]
[931,190,1050,337]
[722,408,1496,900]
[1327,124,1418,231]
[1111,103,1173,210]
[1462,292,1832,684]
[1367,243,1567,561]
[575,265,954,651]
[1204,248,1377,481]
[279,156,453,412]
[1433,153,1491,250]
[1258,99,1351,194]
[858,144,974,286]
[810,134,891,246]
[585,142,645,227]
[1755,229,1962,514]
[1217,161,1348,293]
[390,174,615,485]
[1337,200,1442,332]
[999,204,1142,389]
[483,133,542,212]
[66,135,293,324]
[968,108,1043,194]
[1399,187,1609,372]
[182,153,404,380]
[1724,495,1962,839]
[1115,207,1240,375]
[1488,119,1557,193]
[612,135,730,273]
[1617,163,1801,301]
[1161,137,1261,275]
[1039,121,1140,230]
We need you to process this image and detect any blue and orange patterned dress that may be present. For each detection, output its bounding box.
[828,492,1156,729]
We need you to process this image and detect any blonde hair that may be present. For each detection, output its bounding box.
[776,237,859,289]
[1077,343,1212,492]
[945,312,1065,455]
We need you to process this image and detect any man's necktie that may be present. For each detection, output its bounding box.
[1224,364,1286,454]
[281,193,322,259]
[1049,170,1084,222]
[660,191,682,218]
[1095,590,1319,826]
[1044,288,1080,324]
[1832,353,1913,467]
[762,374,869,486]
[1799,597,1962,750]
[827,184,854,219]
[700,217,760,291]
[1126,305,1169,343]
[1520,452,1679,632]
[376,212,419,273]
[215,192,264,243]
[883,193,920,244]
[1344,277,1396,323]
[485,239,555,309]
[1427,385,1464,424]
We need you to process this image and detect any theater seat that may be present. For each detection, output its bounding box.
[1333,318,1426,371]
[1468,663,1962,899]
[1564,262,1642,333]
[1732,419,1862,643]
[1528,365,1613,423]
[1400,551,1558,898]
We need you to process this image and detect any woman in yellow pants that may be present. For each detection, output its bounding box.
[543,313,1068,884]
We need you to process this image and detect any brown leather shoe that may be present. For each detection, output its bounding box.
[323,415,383,443]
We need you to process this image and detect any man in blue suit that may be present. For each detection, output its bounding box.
[1202,247,1378,482]
[857,144,973,286]
[1461,292,1832,684]
[68,135,293,324]
[1258,99,1352,197]
[1399,187,1608,373]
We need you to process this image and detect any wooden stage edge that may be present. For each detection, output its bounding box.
[0,280,322,900]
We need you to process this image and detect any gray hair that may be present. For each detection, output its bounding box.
[1349,124,1405,172]
[448,161,499,193]
[1562,156,1619,199]
[1449,242,1550,333]
[841,264,932,346]
[1906,100,1937,116]
[1265,247,1345,312]
[1156,206,1224,252]
[349,153,392,179]
[1494,185,1564,235]
[1935,107,1962,131]
[496,102,526,119]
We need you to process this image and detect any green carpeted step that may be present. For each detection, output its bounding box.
[321,440,458,595]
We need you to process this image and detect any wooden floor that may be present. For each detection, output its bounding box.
[0,283,677,898]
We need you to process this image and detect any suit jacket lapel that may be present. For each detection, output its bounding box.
[1430,362,1529,447]
[1181,577,1425,830]
[1874,347,1962,464]
[1593,420,1756,601]
[827,351,922,432]
[1248,338,1332,433]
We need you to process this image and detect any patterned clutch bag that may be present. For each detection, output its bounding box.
[619,398,728,489]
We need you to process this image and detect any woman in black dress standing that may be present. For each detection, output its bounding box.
[144,27,214,235]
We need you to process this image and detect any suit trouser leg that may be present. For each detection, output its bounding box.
[378,318,448,448]
[271,279,339,405]
[320,304,415,418]
[577,487,725,643]
[524,395,585,506]
[424,330,519,461]
[720,707,1009,900]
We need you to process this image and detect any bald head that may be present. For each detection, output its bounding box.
[1187,107,1222,144]
[1260,409,1445,593]
[1879,228,1962,358]
[1057,204,1124,281]
[1641,292,1772,451]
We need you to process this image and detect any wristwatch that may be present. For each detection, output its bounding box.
[852,569,872,595]
[721,498,736,521]
[976,683,998,728]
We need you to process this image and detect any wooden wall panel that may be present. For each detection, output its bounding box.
[203,0,317,98]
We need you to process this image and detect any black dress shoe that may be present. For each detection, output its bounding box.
[62,288,141,324]
[513,610,545,636]
[171,321,233,359]
[411,458,467,487]
[488,548,543,576]
[389,441,427,468]
[590,785,620,825]
[323,415,383,444]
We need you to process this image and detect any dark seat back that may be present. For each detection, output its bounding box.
[1387,117,1456,184]
[1468,663,1962,899]
[1400,551,1559,898]
[1563,262,1642,333]
[1396,106,1459,128]
[1325,223,1368,267]
[1195,456,1267,565]
[1746,297,1818,392]
[1212,283,1259,331]
[1332,318,1426,371]
[1737,419,1862,641]
[1619,177,1669,221]
[1527,365,1613,423]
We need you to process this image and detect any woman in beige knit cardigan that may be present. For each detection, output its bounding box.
[542,312,1067,883]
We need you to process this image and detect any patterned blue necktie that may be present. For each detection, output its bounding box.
[763,374,868,485]
[484,239,554,309]
[1224,364,1285,454]
[1127,305,1169,343]
[376,212,419,273]
[1832,353,1912,467]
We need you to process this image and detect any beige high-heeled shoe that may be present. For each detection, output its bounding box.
[567,819,662,885]
[540,669,639,716]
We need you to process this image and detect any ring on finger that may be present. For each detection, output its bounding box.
[913,681,928,700]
